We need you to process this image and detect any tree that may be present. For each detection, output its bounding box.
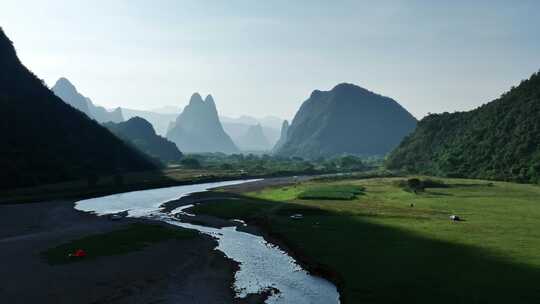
[180,158,202,169]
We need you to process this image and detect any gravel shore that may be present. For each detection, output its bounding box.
[0,199,241,304]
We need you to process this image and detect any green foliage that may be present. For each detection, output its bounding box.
[396,178,447,193]
[179,152,376,177]
[41,224,196,265]
[180,157,202,169]
[298,184,365,200]
[387,71,540,183]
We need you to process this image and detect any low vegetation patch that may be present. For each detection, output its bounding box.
[297,184,365,200]
[42,223,197,265]
[396,178,448,193]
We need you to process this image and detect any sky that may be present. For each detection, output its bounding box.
[1,0,539,120]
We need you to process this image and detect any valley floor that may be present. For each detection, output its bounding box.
[0,176,304,304]
[189,176,540,304]
[0,199,241,304]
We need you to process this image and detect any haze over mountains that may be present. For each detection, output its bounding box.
[166,93,239,154]
[52,78,124,123]
[0,28,155,189]
[272,120,289,152]
[221,120,280,151]
[121,105,282,151]
[236,124,271,151]
[104,117,183,164]
[275,83,417,159]
[122,108,177,136]
[388,71,540,183]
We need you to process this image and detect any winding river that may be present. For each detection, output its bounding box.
[75,179,340,304]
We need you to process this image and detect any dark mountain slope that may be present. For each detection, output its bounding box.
[276,83,417,158]
[166,94,238,153]
[387,71,540,183]
[104,117,183,163]
[0,28,156,189]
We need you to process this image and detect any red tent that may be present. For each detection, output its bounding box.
[72,249,87,257]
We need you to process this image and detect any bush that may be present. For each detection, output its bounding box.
[397,178,448,194]
[180,158,202,169]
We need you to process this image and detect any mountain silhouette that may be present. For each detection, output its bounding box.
[104,117,183,164]
[272,120,289,152]
[237,124,271,151]
[220,116,281,148]
[275,83,417,158]
[166,93,238,153]
[122,107,177,136]
[0,28,156,189]
[387,71,540,183]
[52,77,124,123]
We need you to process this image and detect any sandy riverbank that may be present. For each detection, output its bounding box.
[0,177,311,303]
[0,199,266,303]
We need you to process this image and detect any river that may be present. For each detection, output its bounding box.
[75,179,340,304]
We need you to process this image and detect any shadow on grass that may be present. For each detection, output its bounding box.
[193,192,540,304]
[424,191,453,196]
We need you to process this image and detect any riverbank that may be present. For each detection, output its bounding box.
[184,177,540,303]
[0,167,322,204]
[164,193,345,301]
[0,198,265,303]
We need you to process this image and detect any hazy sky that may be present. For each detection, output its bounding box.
[2,0,539,120]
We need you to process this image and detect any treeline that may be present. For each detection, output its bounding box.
[387,71,540,183]
[177,153,375,175]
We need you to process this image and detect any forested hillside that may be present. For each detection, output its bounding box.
[276,83,417,158]
[387,71,540,183]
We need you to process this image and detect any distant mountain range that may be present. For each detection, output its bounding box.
[166,93,239,154]
[121,106,283,150]
[221,116,282,150]
[52,78,124,123]
[387,71,540,183]
[0,28,155,189]
[104,117,183,164]
[275,83,417,159]
[236,124,271,151]
[121,108,177,136]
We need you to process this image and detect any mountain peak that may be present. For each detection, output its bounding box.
[167,94,238,153]
[53,77,77,93]
[204,94,215,103]
[332,82,358,90]
[276,83,417,158]
[189,93,204,105]
[0,27,18,61]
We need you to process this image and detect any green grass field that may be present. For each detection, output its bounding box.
[42,224,197,265]
[191,177,540,303]
[297,184,365,200]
